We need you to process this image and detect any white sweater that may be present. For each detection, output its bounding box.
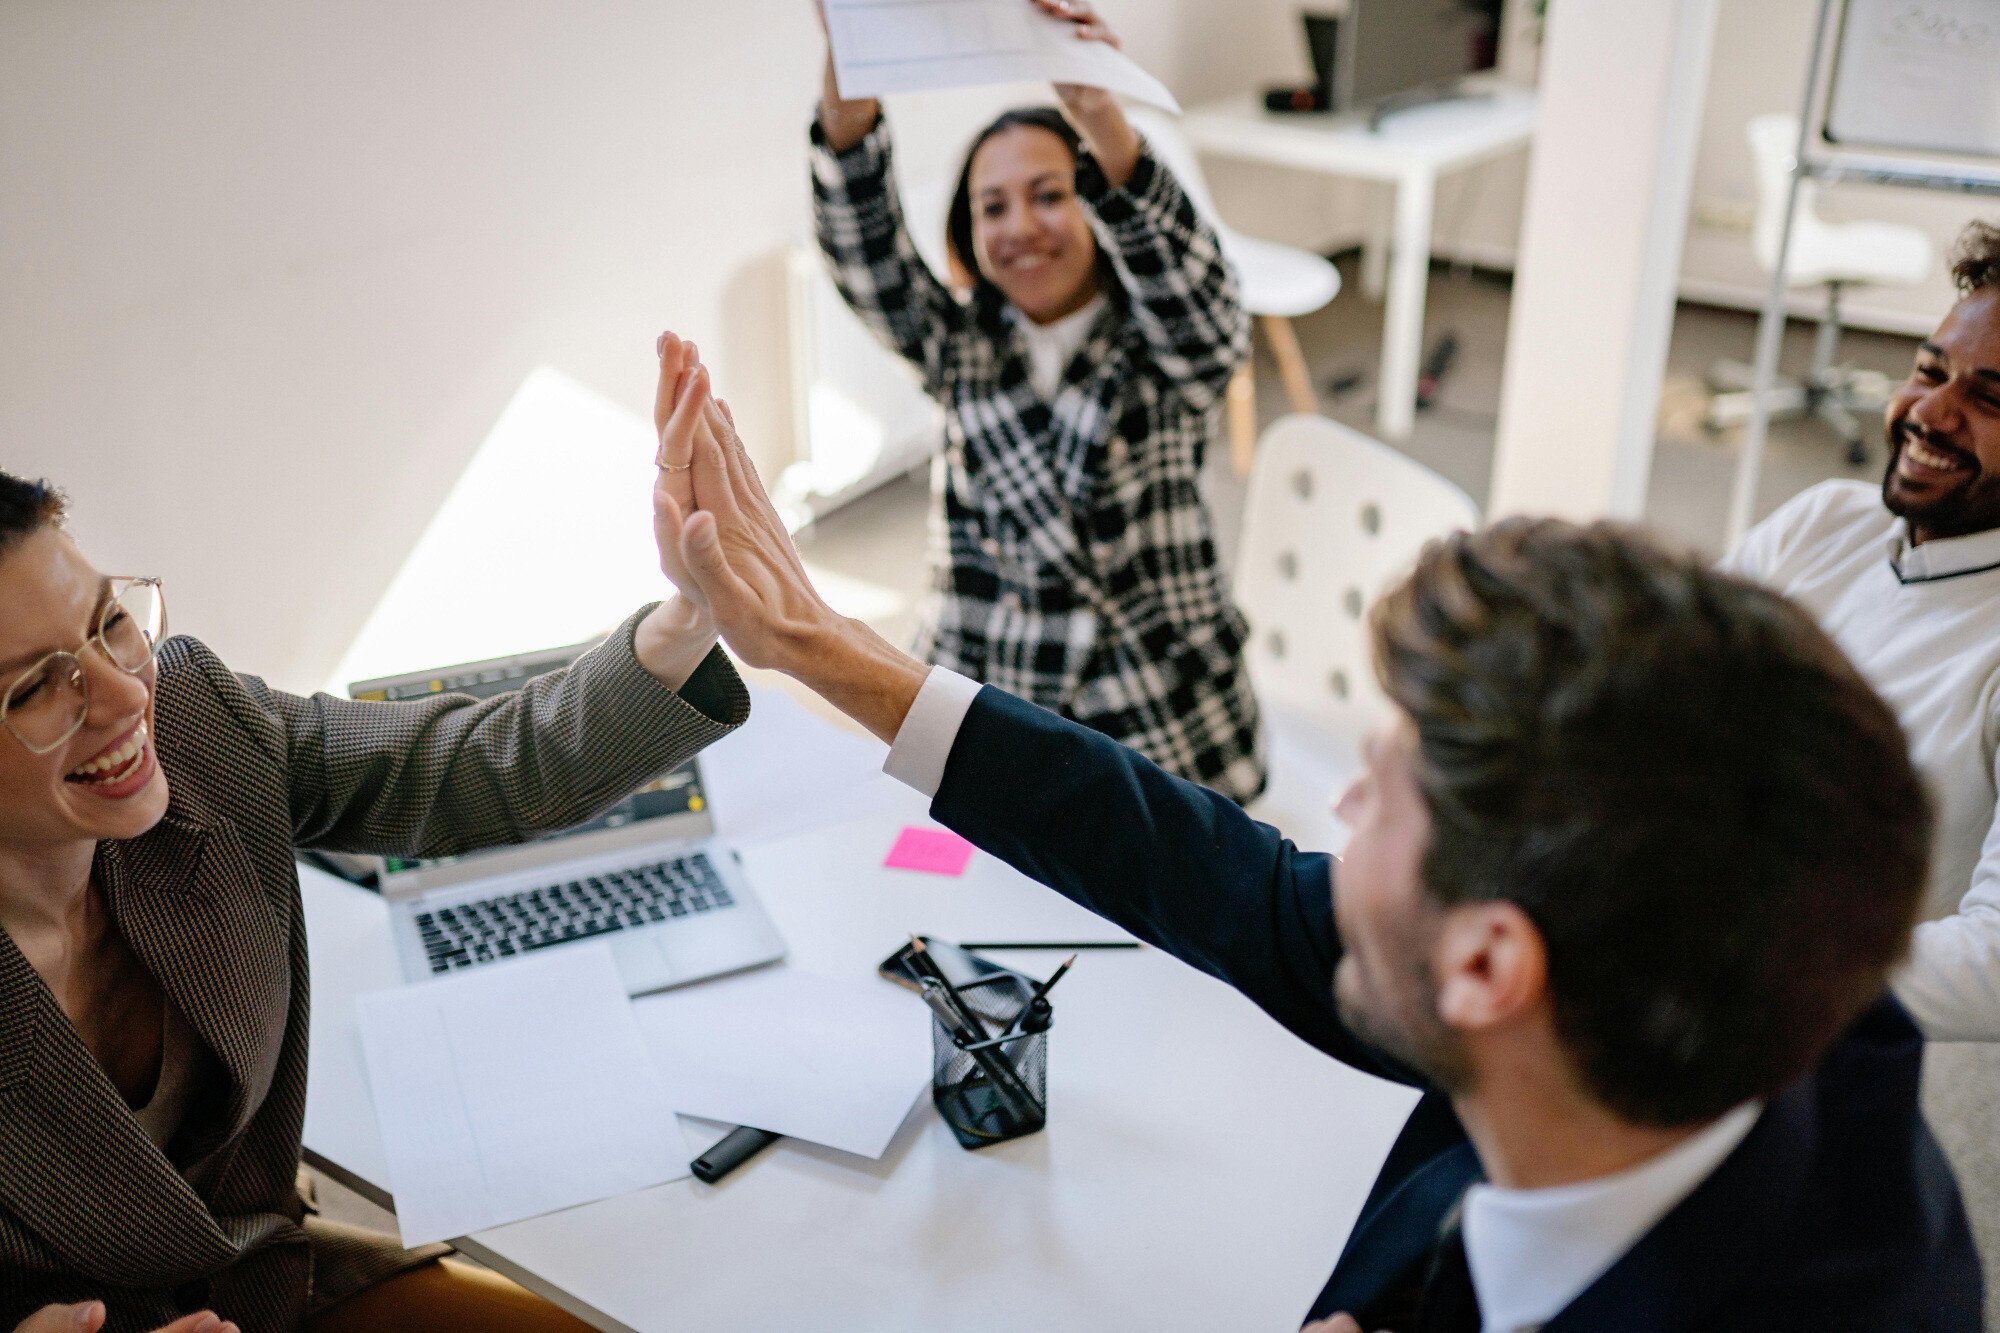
[1726,480,2000,1041]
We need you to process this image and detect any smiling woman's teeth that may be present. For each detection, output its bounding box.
[66,723,149,785]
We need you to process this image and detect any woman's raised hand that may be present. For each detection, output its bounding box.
[813,0,881,152]
[1032,0,1121,49]
[1028,0,1140,186]
[653,331,704,597]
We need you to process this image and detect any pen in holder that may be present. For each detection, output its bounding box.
[928,972,1049,1149]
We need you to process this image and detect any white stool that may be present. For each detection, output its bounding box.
[1707,114,1932,465]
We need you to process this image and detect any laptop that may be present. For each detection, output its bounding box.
[349,641,786,995]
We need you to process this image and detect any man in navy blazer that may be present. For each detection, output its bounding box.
[649,342,1981,1329]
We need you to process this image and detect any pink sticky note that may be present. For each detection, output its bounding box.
[884,826,976,876]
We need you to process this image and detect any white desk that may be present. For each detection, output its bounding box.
[1183,88,1538,442]
[301,700,1418,1331]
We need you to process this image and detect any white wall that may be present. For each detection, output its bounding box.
[0,0,1283,694]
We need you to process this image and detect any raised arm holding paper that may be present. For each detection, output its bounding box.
[811,0,1266,804]
[649,337,1981,1329]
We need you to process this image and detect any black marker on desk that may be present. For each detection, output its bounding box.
[690,1125,781,1184]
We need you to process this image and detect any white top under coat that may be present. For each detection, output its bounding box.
[1009,293,1107,402]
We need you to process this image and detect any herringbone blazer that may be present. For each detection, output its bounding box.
[0,609,747,1331]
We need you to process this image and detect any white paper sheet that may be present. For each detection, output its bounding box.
[701,684,905,847]
[634,966,931,1160]
[825,0,1180,113]
[355,944,690,1245]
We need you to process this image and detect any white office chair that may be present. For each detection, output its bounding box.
[1127,109,1344,478]
[1235,415,1479,852]
[1706,114,1933,464]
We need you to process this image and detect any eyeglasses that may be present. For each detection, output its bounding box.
[0,577,168,756]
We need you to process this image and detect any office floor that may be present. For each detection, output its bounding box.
[308,261,1957,1286]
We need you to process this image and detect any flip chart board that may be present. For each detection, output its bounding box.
[1825,0,2000,158]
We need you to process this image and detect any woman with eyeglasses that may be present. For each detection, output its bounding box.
[0,353,741,1333]
[810,0,1265,803]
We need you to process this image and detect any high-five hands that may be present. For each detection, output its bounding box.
[647,331,931,745]
[650,334,838,673]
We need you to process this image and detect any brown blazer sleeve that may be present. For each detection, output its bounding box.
[193,605,749,858]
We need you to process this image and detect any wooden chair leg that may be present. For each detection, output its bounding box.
[1228,364,1257,478]
[1262,315,1320,416]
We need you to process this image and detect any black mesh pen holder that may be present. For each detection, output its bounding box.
[930,973,1049,1149]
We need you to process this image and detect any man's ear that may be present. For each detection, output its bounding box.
[1432,901,1547,1032]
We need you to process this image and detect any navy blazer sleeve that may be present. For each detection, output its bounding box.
[932,686,1419,1086]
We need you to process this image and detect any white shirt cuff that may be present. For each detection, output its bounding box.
[883,667,983,798]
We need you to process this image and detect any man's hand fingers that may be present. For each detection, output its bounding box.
[681,511,752,604]
[653,484,686,550]
[687,370,749,525]
[1301,1316,1366,1333]
[15,1303,105,1333]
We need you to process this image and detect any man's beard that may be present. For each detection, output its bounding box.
[1334,953,1474,1095]
[1882,421,2000,540]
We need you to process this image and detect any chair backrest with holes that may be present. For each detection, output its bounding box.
[1234,414,1481,738]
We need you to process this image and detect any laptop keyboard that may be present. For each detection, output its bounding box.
[415,850,734,975]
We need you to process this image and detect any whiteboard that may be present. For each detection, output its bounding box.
[1826,0,2000,159]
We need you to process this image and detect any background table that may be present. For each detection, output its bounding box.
[301,694,1418,1331]
[1182,87,1538,442]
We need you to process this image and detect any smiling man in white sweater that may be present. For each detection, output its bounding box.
[1725,220,2000,1042]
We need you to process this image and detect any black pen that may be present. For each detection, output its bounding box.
[960,941,1140,951]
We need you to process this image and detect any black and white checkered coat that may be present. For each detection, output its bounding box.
[0,612,744,1330]
[812,119,1266,802]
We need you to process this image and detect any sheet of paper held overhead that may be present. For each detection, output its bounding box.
[824,0,1180,113]
[356,944,691,1246]
[634,965,932,1160]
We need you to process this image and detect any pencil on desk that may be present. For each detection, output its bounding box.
[959,941,1141,951]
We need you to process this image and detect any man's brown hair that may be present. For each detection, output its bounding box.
[1370,519,1930,1127]
[1950,219,2000,295]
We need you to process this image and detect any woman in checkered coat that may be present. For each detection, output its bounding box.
[811,0,1266,803]
[0,391,742,1333]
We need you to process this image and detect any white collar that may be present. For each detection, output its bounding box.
[1888,520,2000,583]
[1460,1101,1762,1333]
